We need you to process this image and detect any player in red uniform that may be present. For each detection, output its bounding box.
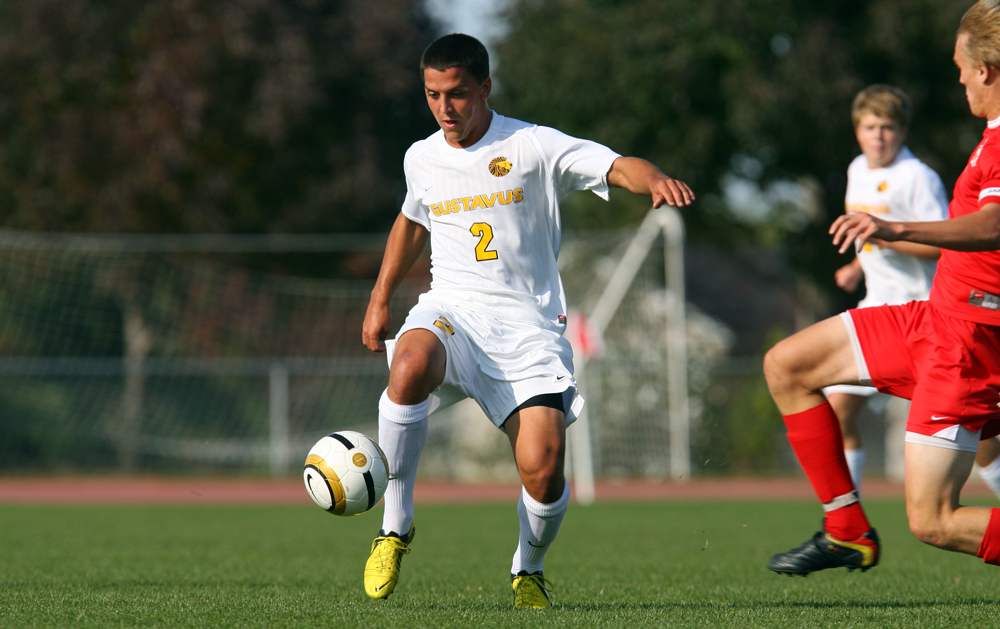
[764,0,1000,574]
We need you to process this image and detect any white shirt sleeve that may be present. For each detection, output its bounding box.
[400,166,431,231]
[907,165,949,222]
[530,126,621,200]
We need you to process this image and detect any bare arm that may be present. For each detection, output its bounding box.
[362,213,430,352]
[834,256,863,293]
[830,204,1000,254]
[606,156,695,208]
[877,240,941,259]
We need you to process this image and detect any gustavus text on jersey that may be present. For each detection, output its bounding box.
[429,188,524,216]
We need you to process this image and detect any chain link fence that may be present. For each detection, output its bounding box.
[0,228,797,479]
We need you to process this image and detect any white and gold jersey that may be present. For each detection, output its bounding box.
[844,146,948,307]
[401,112,620,327]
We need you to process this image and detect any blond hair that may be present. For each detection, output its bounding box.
[851,85,912,129]
[959,0,1000,70]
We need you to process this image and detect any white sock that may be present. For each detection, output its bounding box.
[979,456,1000,501]
[510,482,570,575]
[845,448,865,495]
[377,390,428,536]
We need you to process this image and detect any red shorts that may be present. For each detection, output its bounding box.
[847,300,1000,440]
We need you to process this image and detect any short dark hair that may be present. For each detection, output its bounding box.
[420,33,490,84]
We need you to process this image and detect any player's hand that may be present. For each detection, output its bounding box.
[650,176,695,208]
[362,299,392,352]
[830,212,895,254]
[834,262,863,293]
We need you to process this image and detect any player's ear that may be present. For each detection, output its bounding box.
[480,77,492,100]
[982,62,998,86]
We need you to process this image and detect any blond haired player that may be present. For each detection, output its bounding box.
[361,33,693,607]
[824,85,948,492]
[764,0,1000,576]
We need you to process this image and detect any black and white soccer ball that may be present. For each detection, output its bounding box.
[303,431,389,516]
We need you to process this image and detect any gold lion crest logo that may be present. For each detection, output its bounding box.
[877,181,888,192]
[489,156,512,177]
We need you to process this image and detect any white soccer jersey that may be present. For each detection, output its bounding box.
[844,146,948,307]
[401,112,621,327]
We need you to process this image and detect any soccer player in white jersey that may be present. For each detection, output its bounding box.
[360,33,693,608]
[823,85,948,492]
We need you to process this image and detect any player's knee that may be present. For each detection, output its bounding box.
[909,520,946,547]
[519,452,564,503]
[523,471,564,504]
[388,349,439,404]
[907,513,950,548]
[763,342,796,392]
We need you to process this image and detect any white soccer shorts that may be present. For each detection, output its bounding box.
[385,298,584,430]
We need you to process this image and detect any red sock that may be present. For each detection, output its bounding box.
[783,402,871,540]
[977,508,1000,565]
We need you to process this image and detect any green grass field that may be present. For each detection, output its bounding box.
[2,498,999,628]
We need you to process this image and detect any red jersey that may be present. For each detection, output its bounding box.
[929,120,1000,325]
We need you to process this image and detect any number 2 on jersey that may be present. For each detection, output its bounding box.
[470,222,498,261]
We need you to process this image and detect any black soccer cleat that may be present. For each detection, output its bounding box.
[768,528,880,576]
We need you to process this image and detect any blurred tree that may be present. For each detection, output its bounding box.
[494,0,977,309]
[0,0,436,234]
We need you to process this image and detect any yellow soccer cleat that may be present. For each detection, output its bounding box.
[511,570,553,609]
[364,526,414,599]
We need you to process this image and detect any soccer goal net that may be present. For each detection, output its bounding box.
[558,208,698,496]
[0,212,704,483]
[0,233,422,474]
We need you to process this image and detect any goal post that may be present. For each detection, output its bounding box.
[565,207,689,503]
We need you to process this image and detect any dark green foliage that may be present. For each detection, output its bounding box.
[696,368,788,475]
[694,331,791,475]
[0,0,436,234]
[495,0,978,305]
